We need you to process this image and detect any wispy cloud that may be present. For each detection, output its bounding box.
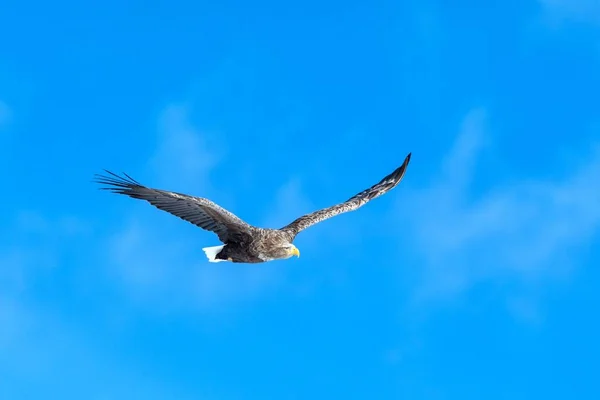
[106,103,284,312]
[399,108,600,313]
[538,0,600,26]
[0,213,185,398]
[0,296,196,399]
[0,100,11,128]
[107,216,283,312]
[0,167,239,398]
[0,211,91,299]
[260,178,313,229]
[151,103,220,188]
[0,211,93,350]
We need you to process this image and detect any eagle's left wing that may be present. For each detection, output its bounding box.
[280,152,411,239]
[94,171,253,243]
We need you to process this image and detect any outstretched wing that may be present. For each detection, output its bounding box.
[281,152,411,238]
[94,171,253,243]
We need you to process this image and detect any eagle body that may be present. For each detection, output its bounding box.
[95,152,411,264]
[204,228,298,263]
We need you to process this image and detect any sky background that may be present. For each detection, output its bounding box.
[1,0,599,399]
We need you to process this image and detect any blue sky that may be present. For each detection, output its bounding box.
[1,0,599,398]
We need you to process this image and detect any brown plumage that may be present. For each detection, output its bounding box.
[95,152,411,263]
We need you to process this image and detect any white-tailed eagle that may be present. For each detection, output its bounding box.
[95,153,411,263]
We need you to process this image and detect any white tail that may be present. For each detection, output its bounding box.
[202,245,226,262]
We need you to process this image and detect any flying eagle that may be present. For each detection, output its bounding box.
[95,153,411,263]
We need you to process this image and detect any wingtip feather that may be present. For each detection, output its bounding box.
[93,170,143,189]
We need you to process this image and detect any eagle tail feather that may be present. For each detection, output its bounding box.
[202,245,226,263]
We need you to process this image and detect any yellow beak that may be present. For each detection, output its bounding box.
[291,247,300,257]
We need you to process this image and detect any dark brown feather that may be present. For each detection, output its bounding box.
[94,170,252,243]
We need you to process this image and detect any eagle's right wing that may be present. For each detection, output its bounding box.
[94,171,253,243]
[280,152,411,239]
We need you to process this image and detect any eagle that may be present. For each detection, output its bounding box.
[95,152,411,263]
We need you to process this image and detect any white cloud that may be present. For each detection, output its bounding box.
[151,103,220,188]
[107,217,283,312]
[260,178,313,229]
[0,214,184,398]
[0,296,30,348]
[106,101,368,311]
[399,108,600,310]
[0,211,91,298]
[0,211,94,355]
[0,185,236,399]
[106,103,284,312]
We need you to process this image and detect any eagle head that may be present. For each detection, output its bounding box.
[283,243,300,259]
